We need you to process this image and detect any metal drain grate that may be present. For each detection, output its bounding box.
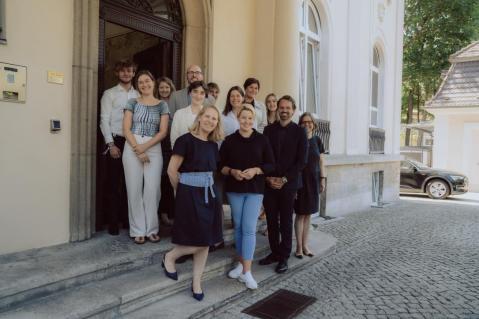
[242,289,317,319]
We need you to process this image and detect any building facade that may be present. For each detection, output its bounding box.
[0,0,404,255]
[427,41,479,192]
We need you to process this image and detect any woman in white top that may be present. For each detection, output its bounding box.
[170,81,207,147]
[221,86,245,137]
[243,78,268,133]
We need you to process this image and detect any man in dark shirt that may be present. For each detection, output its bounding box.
[260,95,308,273]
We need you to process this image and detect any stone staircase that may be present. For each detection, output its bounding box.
[0,214,336,319]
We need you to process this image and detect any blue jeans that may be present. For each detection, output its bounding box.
[227,192,264,260]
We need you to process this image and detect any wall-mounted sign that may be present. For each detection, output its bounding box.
[0,62,27,103]
[47,71,64,85]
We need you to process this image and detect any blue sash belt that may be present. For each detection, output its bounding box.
[179,172,216,204]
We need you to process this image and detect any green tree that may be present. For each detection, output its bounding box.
[402,0,479,144]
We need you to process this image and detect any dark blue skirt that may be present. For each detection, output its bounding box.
[294,171,319,215]
[171,183,223,246]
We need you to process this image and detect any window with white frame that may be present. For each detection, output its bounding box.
[370,47,383,127]
[299,0,321,114]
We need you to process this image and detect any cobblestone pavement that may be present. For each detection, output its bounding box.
[203,198,479,319]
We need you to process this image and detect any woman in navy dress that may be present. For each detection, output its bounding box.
[294,112,326,258]
[163,105,224,301]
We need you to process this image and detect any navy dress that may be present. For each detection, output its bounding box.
[294,136,325,215]
[171,133,223,246]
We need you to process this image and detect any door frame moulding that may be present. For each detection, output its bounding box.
[70,0,210,241]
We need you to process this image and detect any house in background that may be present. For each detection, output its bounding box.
[426,41,479,192]
[0,0,404,255]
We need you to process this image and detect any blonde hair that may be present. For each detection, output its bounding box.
[189,105,225,142]
[238,104,256,118]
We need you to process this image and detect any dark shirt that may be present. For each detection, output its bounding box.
[219,130,275,194]
[172,133,219,173]
[263,121,308,190]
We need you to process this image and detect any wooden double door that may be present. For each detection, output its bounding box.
[96,0,183,231]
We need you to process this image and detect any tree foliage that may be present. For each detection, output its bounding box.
[402,0,479,124]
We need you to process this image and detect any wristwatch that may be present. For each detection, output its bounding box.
[281,176,288,184]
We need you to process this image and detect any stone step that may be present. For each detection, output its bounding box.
[126,230,337,319]
[0,230,168,311]
[0,236,273,319]
[0,203,246,312]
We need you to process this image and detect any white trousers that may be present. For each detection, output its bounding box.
[122,134,162,237]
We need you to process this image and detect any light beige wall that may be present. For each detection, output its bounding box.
[253,0,276,103]
[182,0,210,83]
[209,0,257,110]
[0,0,73,254]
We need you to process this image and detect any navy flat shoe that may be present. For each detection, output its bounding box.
[162,254,178,281]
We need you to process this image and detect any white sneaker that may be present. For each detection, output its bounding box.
[238,271,258,290]
[227,263,243,279]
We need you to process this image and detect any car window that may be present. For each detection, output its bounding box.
[400,161,413,170]
[409,160,429,170]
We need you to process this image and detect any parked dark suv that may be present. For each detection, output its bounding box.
[400,159,469,199]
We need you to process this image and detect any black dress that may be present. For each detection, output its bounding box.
[294,136,325,215]
[171,133,223,246]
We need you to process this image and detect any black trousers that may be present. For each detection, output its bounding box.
[263,187,296,261]
[159,174,175,219]
[106,136,129,229]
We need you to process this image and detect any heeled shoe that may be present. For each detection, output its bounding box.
[162,254,178,281]
[191,285,204,301]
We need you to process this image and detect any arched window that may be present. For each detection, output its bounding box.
[370,46,383,127]
[299,0,321,114]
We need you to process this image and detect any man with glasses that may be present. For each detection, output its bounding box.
[168,65,215,116]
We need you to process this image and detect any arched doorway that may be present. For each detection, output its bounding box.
[70,0,211,242]
[95,0,183,232]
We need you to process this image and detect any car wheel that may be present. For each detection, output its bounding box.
[426,179,450,199]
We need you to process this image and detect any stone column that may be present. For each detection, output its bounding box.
[70,0,99,241]
[273,0,301,100]
[182,0,210,85]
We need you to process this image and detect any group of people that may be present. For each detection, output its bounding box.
[100,60,326,301]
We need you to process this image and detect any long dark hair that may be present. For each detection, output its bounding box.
[223,86,245,115]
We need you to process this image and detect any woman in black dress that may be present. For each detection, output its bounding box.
[294,112,326,258]
[164,105,224,301]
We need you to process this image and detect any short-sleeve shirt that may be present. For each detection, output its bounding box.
[172,133,219,173]
[124,98,169,137]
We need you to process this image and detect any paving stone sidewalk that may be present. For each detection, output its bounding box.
[203,198,479,319]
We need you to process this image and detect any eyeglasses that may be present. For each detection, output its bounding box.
[187,71,202,76]
[300,120,314,125]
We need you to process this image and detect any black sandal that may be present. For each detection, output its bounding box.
[148,234,160,243]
